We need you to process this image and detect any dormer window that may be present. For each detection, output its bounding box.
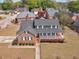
[51,25,53,29]
[42,25,44,29]
[24,31,28,34]
[39,25,42,28]
[55,26,58,29]
[36,26,39,29]
[52,25,58,29]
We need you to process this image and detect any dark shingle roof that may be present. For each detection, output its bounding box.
[46,8,59,16]
[15,8,28,11]
[16,11,29,19]
[73,20,79,28]
[17,20,36,35]
[34,18,59,26]
[36,28,63,33]
[17,19,63,38]
[27,12,36,17]
[16,11,36,19]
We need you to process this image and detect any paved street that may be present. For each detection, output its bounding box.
[0,14,18,29]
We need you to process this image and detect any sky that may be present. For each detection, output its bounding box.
[56,0,68,2]
[0,0,68,3]
[0,0,21,3]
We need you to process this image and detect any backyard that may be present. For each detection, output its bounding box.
[41,26,79,59]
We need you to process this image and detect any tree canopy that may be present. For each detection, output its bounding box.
[2,0,13,10]
[1,0,61,10]
[68,0,79,12]
[2,3,13,10]
[26,0,60,10]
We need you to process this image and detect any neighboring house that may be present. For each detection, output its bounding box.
[15,8,59,24]
[15,11,36,23]
[71,13,79,21]
[73,19,79,33]
[0,10,5,14]
[12,18,64,46]
[32,8,39,16]
[15,8,28,12]
[26,12,36,20]
[46,8,59,19]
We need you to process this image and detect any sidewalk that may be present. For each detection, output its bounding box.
[35,44,41,59]
[0,36,16,43]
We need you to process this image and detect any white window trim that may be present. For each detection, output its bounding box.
[42,25,44,29]
[37,26,39,29]
[26,32,28,34]
[51,25,53,29]
[55,33,57,39]
[28,37,32,40]
[23,37,25,40]
[55,26,58,29]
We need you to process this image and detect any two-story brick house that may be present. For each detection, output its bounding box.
[12,18,64,46]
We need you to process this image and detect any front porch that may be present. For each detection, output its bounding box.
[12,37,40,46]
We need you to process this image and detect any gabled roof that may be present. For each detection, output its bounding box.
[73,13,79,16]
[17,19,63,37]
[15,8,28,11]
[73,20,79,28]
[17,20,36,35]
[46,8,59,16]
[27,12,36,17]
[16,11,29,19]
[16,11,36,19]
[34,18,59,26]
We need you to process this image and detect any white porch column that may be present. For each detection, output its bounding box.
[55,33,57,39]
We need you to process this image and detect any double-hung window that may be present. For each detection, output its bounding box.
[52,32,55,36]
[43,33,46,36]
